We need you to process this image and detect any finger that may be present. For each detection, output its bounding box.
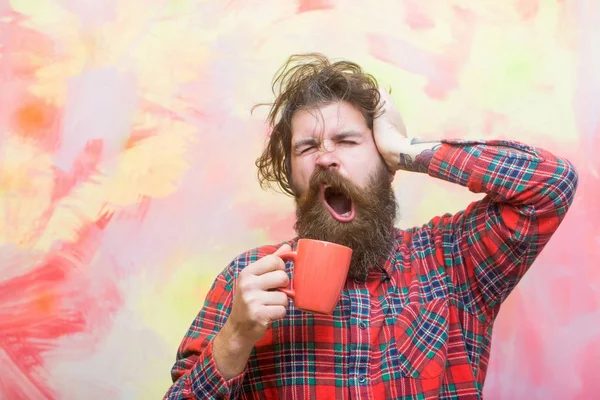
[247,254,286,276]
[264,305,287,321]
[273,243,292,256]
[262,290,289,307]
[256,270,289,290]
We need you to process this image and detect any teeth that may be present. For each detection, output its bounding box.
[342,211,350,217]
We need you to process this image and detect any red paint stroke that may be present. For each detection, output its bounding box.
[297,0,334,13]
[551,273,599,327]
[367,37,450,99]
[124,128,155,150]
[122,97,199,150]
[0,11,56,80]
[403,1,435,31]
[5,139,105,249]
[368,6,475,100]
[114,195,152,222]
[574,336,600,399]
[0,11,60,146]
[0,11,125,388]
[516,0,539,20]
[0,213,121,399]
[519,319,544,386]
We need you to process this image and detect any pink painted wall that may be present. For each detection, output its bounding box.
[1,0,598,398]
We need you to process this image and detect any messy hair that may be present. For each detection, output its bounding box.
[254,53,383,196]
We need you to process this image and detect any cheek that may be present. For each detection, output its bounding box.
[348,160,383,188]
[290,160,314,192]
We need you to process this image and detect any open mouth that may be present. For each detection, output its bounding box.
[320,184,356,222]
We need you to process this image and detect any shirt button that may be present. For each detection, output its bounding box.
[358,375,367,384]
[359,321,367,330]
[354,278,361,284]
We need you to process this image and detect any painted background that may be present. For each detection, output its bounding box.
[1,0,599,399]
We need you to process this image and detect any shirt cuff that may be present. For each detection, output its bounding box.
[189,337,246,398]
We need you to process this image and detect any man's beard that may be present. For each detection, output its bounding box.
[293,164,398,280]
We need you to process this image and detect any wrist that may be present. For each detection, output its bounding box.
[396,138,442,173]
[385,137,411,171]
[216,321,255,357]
[213,322,254,380]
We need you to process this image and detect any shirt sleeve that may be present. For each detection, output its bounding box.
[427,139,578,321]
[163,262,246,400]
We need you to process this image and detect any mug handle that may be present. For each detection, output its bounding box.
[276,251,296,298]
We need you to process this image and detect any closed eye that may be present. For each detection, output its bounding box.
[299,145,317,154]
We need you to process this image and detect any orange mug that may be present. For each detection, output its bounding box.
[277,239,352,315]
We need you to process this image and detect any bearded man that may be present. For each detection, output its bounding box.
[164,54,578,400]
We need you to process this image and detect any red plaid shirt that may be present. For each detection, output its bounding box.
[164,140,577,399]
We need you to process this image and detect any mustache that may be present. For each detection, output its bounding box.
[305,168,361,201]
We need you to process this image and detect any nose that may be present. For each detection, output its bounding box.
[315,150,340,170]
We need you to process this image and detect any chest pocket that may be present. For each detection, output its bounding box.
[390,297,449,379]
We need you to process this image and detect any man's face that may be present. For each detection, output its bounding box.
[289,101,397,280]
[290,101,391,201]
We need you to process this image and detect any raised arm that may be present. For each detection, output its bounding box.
[374,89,578,320]
[426,139,575,319]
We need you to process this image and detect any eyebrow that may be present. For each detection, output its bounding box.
[292,138,319,153]
[292,131,364,152]
[333,131,363,141]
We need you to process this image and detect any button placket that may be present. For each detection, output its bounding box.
[349,280,371,393]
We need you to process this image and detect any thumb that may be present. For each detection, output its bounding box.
[273,243,292,256]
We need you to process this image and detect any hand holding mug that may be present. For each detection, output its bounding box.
[225,244,292,346]
[222,239,352,350]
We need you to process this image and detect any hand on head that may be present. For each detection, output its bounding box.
[373,87,409,172]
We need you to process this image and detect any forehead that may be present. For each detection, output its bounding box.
[290,101,368,140]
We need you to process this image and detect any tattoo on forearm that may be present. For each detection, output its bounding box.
[398,143,442,173]
[398,153,413,169]
[413,148,437,172]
